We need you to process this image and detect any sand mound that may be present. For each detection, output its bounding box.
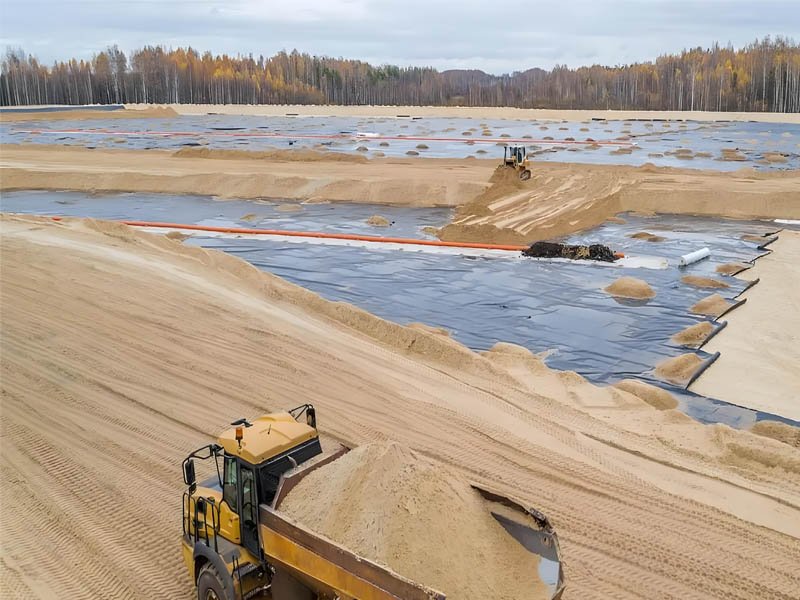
[406,150,419,156]
[604,276,656,299]
[605,216,627,224]
[690,294,732,317]
[173,147,368,163]
[356,146,369,152]
[240,213,259,222]
[716,262,750,275]
[379,141,390,147]
[655,353,703,385]
[763,152,788,163]
[280,443,545,600]
[366,215,390,227]
[421,226,439,236]
[721,148,747,161]
[614,380,679,410]
[629,231,667,242]
[710,425,800,475]
[416,143,429,150]
[164,231,190,242]
[671,321,714,347]
[749,421,800,448]
[276,203,303,213]
[681,275,730,289]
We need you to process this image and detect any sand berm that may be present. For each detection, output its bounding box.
[2,144,799,243]
[2,214,799,599]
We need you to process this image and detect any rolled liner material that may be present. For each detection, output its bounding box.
[678,247,710,267]
[698,320,728,350]
[715,298,747,321]
[685,351,721,388]
[735,277,761,299]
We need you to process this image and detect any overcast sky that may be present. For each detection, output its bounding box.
[1,0,798,74]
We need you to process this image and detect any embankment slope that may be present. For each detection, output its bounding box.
[1,215,799,599]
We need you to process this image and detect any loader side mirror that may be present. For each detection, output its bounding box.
[184,458,196,493]
[306,406,317,429]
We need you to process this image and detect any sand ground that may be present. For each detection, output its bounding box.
[134,103,800,124]
[1,215,799,599]
[2,145,799,243]
[691,230,800,420]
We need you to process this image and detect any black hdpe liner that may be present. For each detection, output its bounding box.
[2,191,793,428]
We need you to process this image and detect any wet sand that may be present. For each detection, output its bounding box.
[2,214,799,599]
[691,230,800,420]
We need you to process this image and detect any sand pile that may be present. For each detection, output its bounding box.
[280,443,545,600]
[716,262,750,275]
[276,203,303,213]
[763,152,788,163]
[604,276,656,299]
[629,231,667,242]
[164,231,190,242]
[681,275,730,289]
[366,215,390,227]
[720,148,747,161]
[671,321,714,347]
[749,421,800,448]
[690,294,732,317]
[614,380,678,410]
[655,353,703,385]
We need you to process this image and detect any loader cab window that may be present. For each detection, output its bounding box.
[222,455,238,513]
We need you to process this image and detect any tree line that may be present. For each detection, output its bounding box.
[2,37,798,112]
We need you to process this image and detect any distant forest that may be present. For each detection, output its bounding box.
[1,37,798,112]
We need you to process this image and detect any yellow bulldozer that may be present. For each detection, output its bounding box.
[503,145,532,180]
[181,405,564,599]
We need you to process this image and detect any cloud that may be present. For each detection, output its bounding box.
[2,0,797,73]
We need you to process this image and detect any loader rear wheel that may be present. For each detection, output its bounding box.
[271,569,314,600]
[197,563,230,600]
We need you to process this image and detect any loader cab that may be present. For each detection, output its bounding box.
[183,405,322,559]
[504,145,527,166]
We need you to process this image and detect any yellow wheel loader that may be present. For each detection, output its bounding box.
[181,405,565,599]
[503,145,532,180]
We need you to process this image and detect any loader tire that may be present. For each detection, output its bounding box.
[520,169,532,181]
[271,569,314,600]
[197,562,231,600]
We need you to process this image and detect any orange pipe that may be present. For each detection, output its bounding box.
[51,217,528,252]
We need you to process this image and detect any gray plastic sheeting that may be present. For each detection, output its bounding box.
[2,114,798,171]
[1,190,794,428]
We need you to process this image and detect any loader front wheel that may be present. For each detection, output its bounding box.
[197,563,230,600]
[271,569,314,600]
[520,169,532,181]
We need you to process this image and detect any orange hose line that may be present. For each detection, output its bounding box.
[49,217,528,252]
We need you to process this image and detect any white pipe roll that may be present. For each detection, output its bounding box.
[678,247,710,267]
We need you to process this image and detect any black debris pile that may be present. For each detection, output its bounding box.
[522,241,617,262]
